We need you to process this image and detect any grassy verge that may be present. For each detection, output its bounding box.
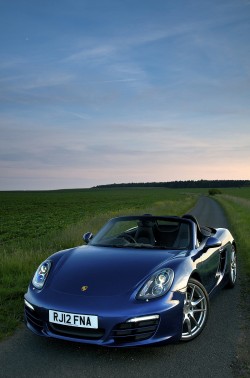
[0,188,198,341]
[215,193,250,278]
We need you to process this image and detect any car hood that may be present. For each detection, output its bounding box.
[48,245,177,297]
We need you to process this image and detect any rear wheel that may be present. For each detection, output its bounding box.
[181,278,209,341]
[226,245,237,288]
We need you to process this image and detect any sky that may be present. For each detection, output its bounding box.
[0,0,250,190]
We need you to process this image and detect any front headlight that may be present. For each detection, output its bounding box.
[137,268,174,300]
[32,260,51,289]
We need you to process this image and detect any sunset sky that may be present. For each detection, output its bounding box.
[1,0,250,190]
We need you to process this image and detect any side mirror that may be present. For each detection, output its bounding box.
[204,237,222,251]
[83,232,94,244]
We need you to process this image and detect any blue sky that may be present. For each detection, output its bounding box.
[0,0,250,190]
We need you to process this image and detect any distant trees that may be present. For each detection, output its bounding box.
[94,180,250,190]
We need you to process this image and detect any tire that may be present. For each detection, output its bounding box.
[181,278,209,341]
[226,245,237,289]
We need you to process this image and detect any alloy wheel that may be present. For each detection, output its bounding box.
[181,278,209,341]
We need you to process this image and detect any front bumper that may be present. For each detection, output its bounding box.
[24,290,184,347]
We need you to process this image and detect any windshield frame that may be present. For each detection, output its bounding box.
[89,215,194,250]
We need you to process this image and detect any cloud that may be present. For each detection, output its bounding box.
[65,45,116,63]
[0,0,250,189]
[2,114,248,184]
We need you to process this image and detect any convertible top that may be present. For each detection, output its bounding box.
[182,214,213,241]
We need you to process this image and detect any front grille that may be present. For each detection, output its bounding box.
[25,307,44,331]
[49,323,105,340]
[111,318,159,344]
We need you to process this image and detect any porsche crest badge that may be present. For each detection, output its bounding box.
[81,286,88,292]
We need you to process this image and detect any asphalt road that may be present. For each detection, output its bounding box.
[0,196,241,378]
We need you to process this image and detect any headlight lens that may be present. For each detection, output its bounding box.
[32,261,51,289]
[137,268,174,300]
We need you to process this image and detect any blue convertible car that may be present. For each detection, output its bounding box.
[24,214,237,347]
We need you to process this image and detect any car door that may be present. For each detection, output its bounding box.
[199,243,221,293]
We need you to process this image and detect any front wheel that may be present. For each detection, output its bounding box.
[181,278,209,341]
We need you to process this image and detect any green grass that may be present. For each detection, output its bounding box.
[0,188,202,245]
[214,188,250,278]
[0,187,199,340]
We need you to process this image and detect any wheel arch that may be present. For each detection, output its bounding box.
[189,271,203,285]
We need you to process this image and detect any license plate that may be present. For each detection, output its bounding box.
[49,310,98,329]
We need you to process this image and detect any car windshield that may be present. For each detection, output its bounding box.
[89,216,192,250]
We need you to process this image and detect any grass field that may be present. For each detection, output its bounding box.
[215,188,250,277]
[0,187,199,340]
[0,186,249,342]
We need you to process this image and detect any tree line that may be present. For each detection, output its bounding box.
[93,180,250,189]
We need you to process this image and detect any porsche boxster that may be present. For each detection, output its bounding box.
[24,214,237,347]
